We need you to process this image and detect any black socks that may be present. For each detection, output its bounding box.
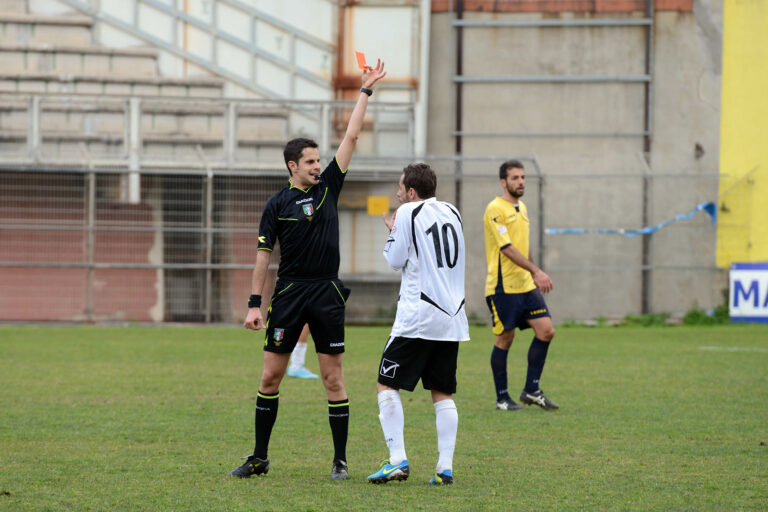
[328,399,349,462]
[253,391,279,459]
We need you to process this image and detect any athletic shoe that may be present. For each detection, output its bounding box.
[286,366,320,379]
[367,459,410,484]
[519,389,560,410]
[495,397,524,411]
[429,470,454,485]
[229,455,270,478]
[331,459,350,480]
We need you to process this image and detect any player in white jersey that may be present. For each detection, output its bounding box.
[367,163,469,486]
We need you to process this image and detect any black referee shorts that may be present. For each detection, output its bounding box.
[377,336,459,394]
[264,278,351,354]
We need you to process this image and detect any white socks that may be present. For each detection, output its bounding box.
[434,398,458,474]
[377,390,407,464]
[377,392,458,472]
[289,341,307,371]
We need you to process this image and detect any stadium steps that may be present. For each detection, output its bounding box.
[0,14,93,46]
[0,99,288,145]
[0,43,159,78]
[0,8,292,162]
[0,73,224,97]
[0,0,26,14]
[0,128,286,162]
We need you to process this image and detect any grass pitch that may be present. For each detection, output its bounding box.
[0,324,766,511]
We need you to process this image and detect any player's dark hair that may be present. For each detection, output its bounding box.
[402,163,437,199]
[283,138,318,175]
[499,159,524,180]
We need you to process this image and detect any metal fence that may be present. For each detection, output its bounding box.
[1,93,415,174]
[0,154,723,325]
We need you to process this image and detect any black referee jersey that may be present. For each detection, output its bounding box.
[257,157,346,281]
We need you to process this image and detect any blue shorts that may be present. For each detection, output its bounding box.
[486,290,550,335]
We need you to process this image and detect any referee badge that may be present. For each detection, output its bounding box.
[302,204,314,220]
[274,328,284,341]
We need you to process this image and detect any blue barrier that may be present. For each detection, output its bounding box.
[545,202,717,237]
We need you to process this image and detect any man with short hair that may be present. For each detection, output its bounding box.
[367,163,469,486]
[484,160,559,412]
[229,60,386,480]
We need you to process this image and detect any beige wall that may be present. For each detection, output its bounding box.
[428,2,724,322]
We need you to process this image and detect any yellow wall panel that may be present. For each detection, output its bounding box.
[717,0,768,266]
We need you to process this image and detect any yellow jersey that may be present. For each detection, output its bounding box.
[483,196,536,296]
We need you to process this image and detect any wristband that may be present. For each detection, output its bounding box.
[248,294,262,308]
[360,87,373,96]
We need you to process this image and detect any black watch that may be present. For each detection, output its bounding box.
[360,87,373,96]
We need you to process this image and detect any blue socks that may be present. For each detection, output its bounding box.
[525,337,551,393]
[490,346,510,401]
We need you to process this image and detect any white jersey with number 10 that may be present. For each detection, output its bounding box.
[383,197,469,342]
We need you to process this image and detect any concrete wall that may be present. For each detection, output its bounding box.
[428,0,724,322]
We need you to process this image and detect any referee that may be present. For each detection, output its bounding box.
[230,60,387,480]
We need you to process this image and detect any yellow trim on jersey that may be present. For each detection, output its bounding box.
[335,155,348,174]
[331,282,346,303]
[483,196,536,296]
[489,298,504,336]
[317,187,329,210]
[289,178,314,193]
[277,283,294,295]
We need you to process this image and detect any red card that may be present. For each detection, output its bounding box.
[355,51,369,70]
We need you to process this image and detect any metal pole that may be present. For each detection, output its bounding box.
[86,171,95,322]
[320,103,330,156]
[641,173,651,314]
[454,0,464,211]
[531,157,545,272]
[414,0,431,156]
[127,97,141,204]
[225,102,237,168]
[27,96,41,159]
[641,0,654,314]
[204,172,214,323]
[373,106,380,156]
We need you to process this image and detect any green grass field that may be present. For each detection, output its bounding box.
[1,324,766,511]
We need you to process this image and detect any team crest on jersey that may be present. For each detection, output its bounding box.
[302,204,314,219]
[274,328,284,342]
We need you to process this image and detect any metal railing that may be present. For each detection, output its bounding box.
[1,92,416,176]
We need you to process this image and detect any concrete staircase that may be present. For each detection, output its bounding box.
[0,1,290,164]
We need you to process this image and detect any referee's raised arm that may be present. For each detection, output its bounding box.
[335,59,386,171]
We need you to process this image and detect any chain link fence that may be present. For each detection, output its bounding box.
[0,154,723,325]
